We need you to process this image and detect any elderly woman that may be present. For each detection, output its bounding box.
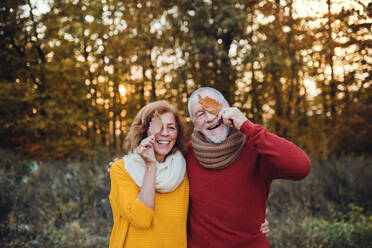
[108,100,269,248]
[109,100,188,248]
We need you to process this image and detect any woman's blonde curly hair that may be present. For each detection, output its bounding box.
[123,100,186,156]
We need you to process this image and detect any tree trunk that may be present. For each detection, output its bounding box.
[327,0,337,120]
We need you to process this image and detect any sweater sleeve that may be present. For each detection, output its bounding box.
[109,160,154,228]
[240,120,311,180]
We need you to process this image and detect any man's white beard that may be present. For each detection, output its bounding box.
[201,125,230,144]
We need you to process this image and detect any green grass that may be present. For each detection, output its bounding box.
[1,150,371,247]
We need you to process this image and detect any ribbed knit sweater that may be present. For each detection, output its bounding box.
[109,159,189,248]
[187,120,311,248]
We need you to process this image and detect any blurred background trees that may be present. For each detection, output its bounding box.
[1,0,370,160]
[0,0,371,247]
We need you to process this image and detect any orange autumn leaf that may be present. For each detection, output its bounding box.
[198,95,222,115]
[149,111,162,136]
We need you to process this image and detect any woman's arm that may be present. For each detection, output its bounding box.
[137,162,156,210]
[109,160,154,228]
[136,135,157,210]
[108,135,158,228]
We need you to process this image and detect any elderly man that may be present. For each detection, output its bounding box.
[186,87,311,248]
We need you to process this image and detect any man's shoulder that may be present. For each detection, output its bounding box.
[186,141,195,159]
[187,140,193,150]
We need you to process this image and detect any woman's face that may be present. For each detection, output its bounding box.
[147,111,178,162]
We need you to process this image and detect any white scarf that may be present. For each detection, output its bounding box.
[123,150,186,193]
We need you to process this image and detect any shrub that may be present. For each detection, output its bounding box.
[268,156,372,247]
[2,149,371,247]
[304,204,372,248]
[0,149,113,247]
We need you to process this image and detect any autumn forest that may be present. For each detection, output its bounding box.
[1,0,371,247]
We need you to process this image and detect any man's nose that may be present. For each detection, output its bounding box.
[205,112,216,122]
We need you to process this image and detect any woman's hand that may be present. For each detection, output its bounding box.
[137,135,157,166]
[106,136,157,173]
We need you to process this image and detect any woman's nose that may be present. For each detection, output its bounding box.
[159,127,169,135]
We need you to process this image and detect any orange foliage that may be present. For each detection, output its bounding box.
[198,95,222,115]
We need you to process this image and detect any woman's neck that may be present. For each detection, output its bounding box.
[155,154,165,163]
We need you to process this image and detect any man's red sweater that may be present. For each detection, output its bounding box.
[187,120,311,248]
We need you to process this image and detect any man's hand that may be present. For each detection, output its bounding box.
[260,208,270,236]
[107,159,118,174]
[260,218,270,236]
[218,107,248,130]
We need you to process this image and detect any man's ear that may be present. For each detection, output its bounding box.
[192,120,202,131]
[194,127,201,131]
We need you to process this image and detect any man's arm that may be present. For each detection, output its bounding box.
[219,107,311,180]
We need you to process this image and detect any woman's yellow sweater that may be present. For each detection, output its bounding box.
[109,159,189,248]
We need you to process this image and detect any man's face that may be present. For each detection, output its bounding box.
[190,91,229,144]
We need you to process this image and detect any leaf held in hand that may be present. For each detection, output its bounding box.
[198,95,222,115]
[149,111,162,136]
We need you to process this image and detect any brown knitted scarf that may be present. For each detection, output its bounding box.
[191,128,246,169]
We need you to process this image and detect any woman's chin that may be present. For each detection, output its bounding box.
[154,147,173,158]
